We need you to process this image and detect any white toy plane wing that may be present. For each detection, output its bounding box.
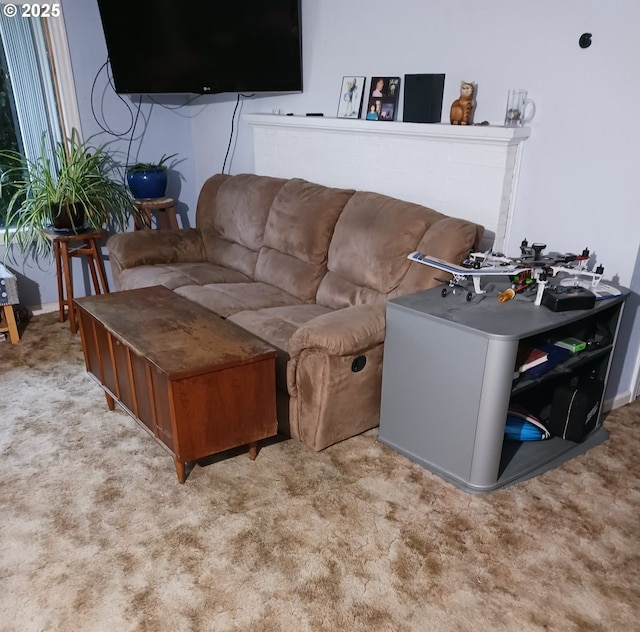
[407,252,521,276]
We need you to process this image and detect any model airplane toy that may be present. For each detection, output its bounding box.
[408,239,606,306]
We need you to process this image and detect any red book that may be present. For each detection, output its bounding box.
[515,345,549,373]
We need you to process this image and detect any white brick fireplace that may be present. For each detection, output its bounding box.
[245,113,530,252]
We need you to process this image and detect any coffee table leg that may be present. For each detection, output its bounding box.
[105,392,115,411]
[175,459,186,484]
[248,441,258,460]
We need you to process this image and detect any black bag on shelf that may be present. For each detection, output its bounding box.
[547,376,604,442]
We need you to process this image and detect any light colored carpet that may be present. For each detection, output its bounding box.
[1,313,638,632]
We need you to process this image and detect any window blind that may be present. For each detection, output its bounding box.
[0,14,62,168]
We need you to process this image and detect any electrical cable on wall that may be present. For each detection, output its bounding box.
[90,59,136,138]
[222,92,254,174]
[90,58,208,173]
[123,94,143,181]
[147,94,205,112]
[92,59,256,178]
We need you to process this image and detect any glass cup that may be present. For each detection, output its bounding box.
[504,89,536,127]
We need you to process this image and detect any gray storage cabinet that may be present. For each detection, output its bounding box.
[378,286,627,493]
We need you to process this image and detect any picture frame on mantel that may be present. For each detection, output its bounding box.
[336,76,365,119]
[366,76,401,121]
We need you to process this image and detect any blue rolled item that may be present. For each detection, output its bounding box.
[505,409,551,441]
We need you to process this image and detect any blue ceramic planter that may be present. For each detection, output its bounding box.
[126,169,167,199]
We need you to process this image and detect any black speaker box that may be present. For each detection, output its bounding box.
[403,74,445,123]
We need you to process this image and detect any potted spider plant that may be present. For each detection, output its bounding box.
[126,153,177,199]
[0,130,136,261]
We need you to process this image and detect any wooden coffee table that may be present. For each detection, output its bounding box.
[74,286,277,482]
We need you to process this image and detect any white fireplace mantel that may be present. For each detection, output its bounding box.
[245,113,530,252]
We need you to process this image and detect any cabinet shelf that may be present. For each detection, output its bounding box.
[379,286,628,493]
[512,344,614,396]
[497,428,608,486]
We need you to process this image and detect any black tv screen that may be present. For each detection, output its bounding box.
[96,0,302,95]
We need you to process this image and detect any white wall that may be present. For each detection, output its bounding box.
[189,0,640,403]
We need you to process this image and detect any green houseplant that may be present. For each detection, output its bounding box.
[0,130,136,261]
[126,153,177,199]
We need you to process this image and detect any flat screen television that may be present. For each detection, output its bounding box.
[96,0,302,95]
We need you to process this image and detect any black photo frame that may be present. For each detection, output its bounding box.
[366,76,401,121]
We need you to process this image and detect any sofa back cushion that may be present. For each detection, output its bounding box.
[391,216,483,298]
[254,178,354,302]
[316,191,476,309]
[197,173,287,278]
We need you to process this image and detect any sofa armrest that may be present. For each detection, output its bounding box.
[107,228,207,270]
[288,303,386,358]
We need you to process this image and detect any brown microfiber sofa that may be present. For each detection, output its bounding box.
[107,173,483,451]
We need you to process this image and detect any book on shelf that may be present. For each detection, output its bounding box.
[515,345,549,374]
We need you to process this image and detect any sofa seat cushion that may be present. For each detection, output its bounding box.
[175,282,305,319]
[113,262,251,291]
[255,179,354,301]
[229,304,335,390]
[316,191,447,309]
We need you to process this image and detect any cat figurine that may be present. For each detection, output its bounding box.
[450,81,476,125]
